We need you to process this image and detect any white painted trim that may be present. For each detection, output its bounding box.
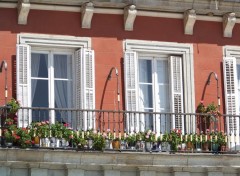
[18,33,91,49]
[124,39,195,133]
[2,2,240,23]
[224,46,240,57]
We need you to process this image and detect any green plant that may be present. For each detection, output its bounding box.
[51,122,64,138]
[169,129,182,151]
[4,129,14,142]
[93,134,106,151]
[125,133,136,144]
[6,98,20,114]
[16,127,32,148]
[38,121,50,138]
[197,102,220,122]
[217,131,227,146]
[144,130,156,142]
[136,132,144,141]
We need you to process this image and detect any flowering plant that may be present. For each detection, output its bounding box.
[144,130,156,142]
[16,127,33,148]
[197,101,220,121]
[6,98,20,114]
[93,134,106,151]
[125,133,136,144]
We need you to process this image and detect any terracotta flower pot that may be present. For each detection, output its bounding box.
[112,140,120,150]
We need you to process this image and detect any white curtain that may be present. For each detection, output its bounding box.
[138,59,153,130]
[54,54,72,109]
[156,60,171,133]
[54,55,73,124]
[31,53,41,104]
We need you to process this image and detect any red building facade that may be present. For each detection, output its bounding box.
[0,1,240,144]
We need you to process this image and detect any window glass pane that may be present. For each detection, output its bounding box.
[144,109,153,131]
[158,85,170,111]
[31,79,49,122]
[139,59,152,83]
[54,80,73,108]
[157,60,168,84]
[237,64,240,112]
[55,80,73,124]
[139,84,153,108]
[156,59,170,112]
[54,54,72,79]
[31,53,48,78]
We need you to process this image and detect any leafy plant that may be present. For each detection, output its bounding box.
[93,134,106,151]
[144,129,156,142]
[16,128,32,148]
[6,98,20,114]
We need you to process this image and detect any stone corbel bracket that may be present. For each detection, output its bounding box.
[223,12,236,38]
[124,5,137,31]
[184,9,196,35]
[18,0,30,25]
[81,2,94,29]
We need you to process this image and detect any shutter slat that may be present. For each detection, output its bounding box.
[170,56,184,132]
[83,49,95,130]
[223,57,239,135]
[75,49,82,130]
[16,44,30,127]
[124,51,138,133]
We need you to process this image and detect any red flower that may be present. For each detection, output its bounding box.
[64,123,69,127]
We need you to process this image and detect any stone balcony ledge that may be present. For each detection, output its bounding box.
[0,148,240,173]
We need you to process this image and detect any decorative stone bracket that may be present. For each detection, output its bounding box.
[18,0,30,25]
[223,12,236,38]
[81,2,94,29]
[124,5,137,31]
[184,9,196,35]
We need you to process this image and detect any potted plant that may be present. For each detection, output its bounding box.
[144,129,155,152]
[104,129,113,149]
[16,127,32,148]
[135,132,144,150]
[6,98,20,115]
[168,129,182,152]
[217,131,227,151]
[125,133,136,150]
[50,122,64,147]
[93,134,106,151]
[112,135,121,150]
[4,129,14,147]
[197,101,220,132]
[38,121,50,147]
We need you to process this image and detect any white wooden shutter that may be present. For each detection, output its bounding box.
[169,56,184,132]
[75,49,82,130]
[124,51,139,133]
[223,57,239,136]
[75,48,95,131]
[16,44,30,127]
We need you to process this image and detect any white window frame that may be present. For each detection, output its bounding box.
[124,39,195,134]
[28,47,76,108]
[223,46,240,146]
[17,33,95,129]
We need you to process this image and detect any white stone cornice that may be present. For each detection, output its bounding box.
[81,2,94,29]
[18,0,30,25]
[223,12,236,38]
[184,9,196,35]
[124,5,137,31]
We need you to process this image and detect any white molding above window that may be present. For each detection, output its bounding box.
[18,33,91,49]
[224,45,240,57]
[124,39,195,133]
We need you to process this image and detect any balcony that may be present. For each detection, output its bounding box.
[0,106,239,152]
[0,106,240,176]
